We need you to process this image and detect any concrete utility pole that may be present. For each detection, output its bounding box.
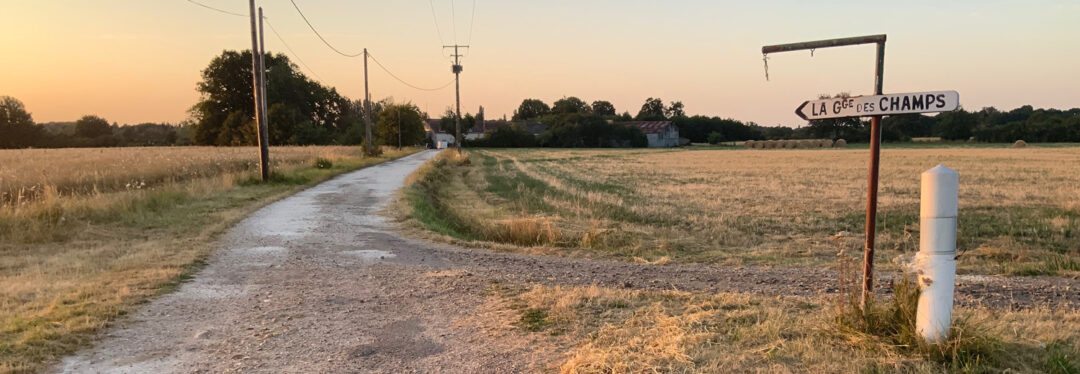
[363,48,373,153]
[249,0,270,181]
[443,45,468,153]
[761,34,886,311]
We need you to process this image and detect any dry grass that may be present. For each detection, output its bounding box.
[407,147,1080,275]
[0,146,419,373]
[498,284,1079,373]
[0,146,367,205]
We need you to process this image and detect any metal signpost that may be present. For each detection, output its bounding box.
[762,34,958,311]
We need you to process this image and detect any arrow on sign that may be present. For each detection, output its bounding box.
[795,91,959,121]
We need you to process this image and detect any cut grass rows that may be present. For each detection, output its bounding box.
[396,148,1080,372]
[405,148,1080,275]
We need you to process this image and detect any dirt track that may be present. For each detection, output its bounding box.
[57,150,1079,373]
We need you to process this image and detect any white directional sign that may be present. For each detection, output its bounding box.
[795,91,959,121]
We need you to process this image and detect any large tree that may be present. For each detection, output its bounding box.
[591,100,616,117]
[0,96,41,148]
[75,115,112,138]
[635,97,666,121]
[665,101,685,118]
[936,109,978,141]
[438,107,476,135]
[190,50,355,146]
[551,96,590,115]
[512,99,550,121]
[375,103,427,147]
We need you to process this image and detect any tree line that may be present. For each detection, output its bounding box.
[469,96,681,148]
[466,95,1080,147]
[0,97,193,148]
[0,50,429,149]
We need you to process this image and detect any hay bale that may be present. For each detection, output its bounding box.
[833,139,847,148]
[1012,140,1027,148]
[753,141,764,149]
[820,139,834,148]
[766,140,778,149]
[744,140,755,149]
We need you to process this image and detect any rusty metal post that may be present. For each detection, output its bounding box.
[762,34,887,311]
[860,40,886,310]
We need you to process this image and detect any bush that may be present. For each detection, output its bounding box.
[707,131,724,144]
[362,142,382,157]
[313,157,333,169]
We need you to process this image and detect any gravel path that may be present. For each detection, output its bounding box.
[57,150,1079,373]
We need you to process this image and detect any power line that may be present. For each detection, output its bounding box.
[265,19,324,82]
[466,0,477,46]
[288,0,364,58]
[188,1,449,93]
[183,1,324,82]
[367,52,455,91]
[186,0,246,17]
[450,0,458,43]
[427,0,445,46]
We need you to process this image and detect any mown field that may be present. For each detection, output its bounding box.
[402,147,1080,373]
[0,146,419,373]
[490,283,1079,373]
[407,146,1080,276]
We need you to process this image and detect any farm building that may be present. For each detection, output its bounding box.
[424,119,456,148]
[623,121,680,148]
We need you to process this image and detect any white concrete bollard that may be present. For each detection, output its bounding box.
[915,165,959,344]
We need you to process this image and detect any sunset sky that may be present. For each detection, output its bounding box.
[1,0,1077,127]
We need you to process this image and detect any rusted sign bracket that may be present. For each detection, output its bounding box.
[762,34,886,311]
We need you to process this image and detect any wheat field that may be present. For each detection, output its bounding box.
[416,147,1080,275]
[0,146,370,206]
[0,146,417,373]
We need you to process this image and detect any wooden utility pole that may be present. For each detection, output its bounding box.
[363,48,373,153]
[248,0,269,181]
[443,45,468,153]
[397,107,402,149]
[258,7,270,163]
[761,34,886,311]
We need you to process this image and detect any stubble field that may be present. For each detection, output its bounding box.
[410,146,1080,276]
[402,146,1080,373]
